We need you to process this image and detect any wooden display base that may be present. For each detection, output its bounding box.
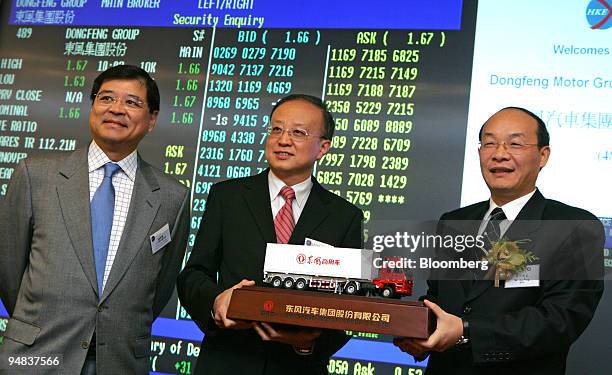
[227,286,435,338]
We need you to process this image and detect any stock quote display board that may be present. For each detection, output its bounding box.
[0,1,477,374]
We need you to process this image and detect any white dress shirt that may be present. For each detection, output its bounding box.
[268,170,313,224]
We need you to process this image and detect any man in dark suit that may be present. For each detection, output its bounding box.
[177,94,363,374]
[0,65,190,374]
[394,107,604,374]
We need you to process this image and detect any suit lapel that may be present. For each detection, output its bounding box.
[465,191,545,303]
[451,202,489,298]
[242,171,331,245]
[290,179,330,244]
[243,170,276,244]
[503,189,545,239]
[100,157,160,303]
[56,148,99,296]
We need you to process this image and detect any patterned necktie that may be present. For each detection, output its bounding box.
[484,207,507,242]
[274,186,296,244]
[91,162,121,295]
[473,207,508,283]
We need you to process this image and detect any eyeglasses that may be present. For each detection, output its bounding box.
[267,126,325,142]
[94,93,146,110]
[479,140,539,154]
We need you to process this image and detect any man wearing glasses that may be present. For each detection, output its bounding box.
[394,107,604,374]
[0,65,189,374]
[178,94,363,375]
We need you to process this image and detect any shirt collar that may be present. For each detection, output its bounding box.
[484,189,537,221]
[268,170,313,208]
[87,140,138,181]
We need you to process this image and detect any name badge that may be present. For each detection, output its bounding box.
[150,223,171,254]
[505,265,540,288]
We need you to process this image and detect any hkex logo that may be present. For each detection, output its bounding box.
[587,0,612,29]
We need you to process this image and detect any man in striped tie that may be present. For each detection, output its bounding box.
[179,94,363,375]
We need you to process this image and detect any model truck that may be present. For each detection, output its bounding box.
[263,244,413,297]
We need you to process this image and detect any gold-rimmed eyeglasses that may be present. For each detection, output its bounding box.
[266,126,325,142]
[479,140,539,154]
[93,93,146,110]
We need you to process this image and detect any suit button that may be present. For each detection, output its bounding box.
[97,306,103,312]
[81,341,89,349]
[463,306,471,314]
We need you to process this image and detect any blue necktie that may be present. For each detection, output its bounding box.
[91,162,121,296]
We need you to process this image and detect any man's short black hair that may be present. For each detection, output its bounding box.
[479,106,550,148]
[90,64,159,114]
[271,94,335,140]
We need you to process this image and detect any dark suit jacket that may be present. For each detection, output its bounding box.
[0,148,190,374]
[424,190,604,375]
[177,170,363,375]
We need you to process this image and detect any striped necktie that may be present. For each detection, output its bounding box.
[274,186,296,244]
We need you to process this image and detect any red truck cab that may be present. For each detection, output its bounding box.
[371,259,413,298]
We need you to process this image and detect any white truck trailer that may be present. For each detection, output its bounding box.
[263,243,375,295]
